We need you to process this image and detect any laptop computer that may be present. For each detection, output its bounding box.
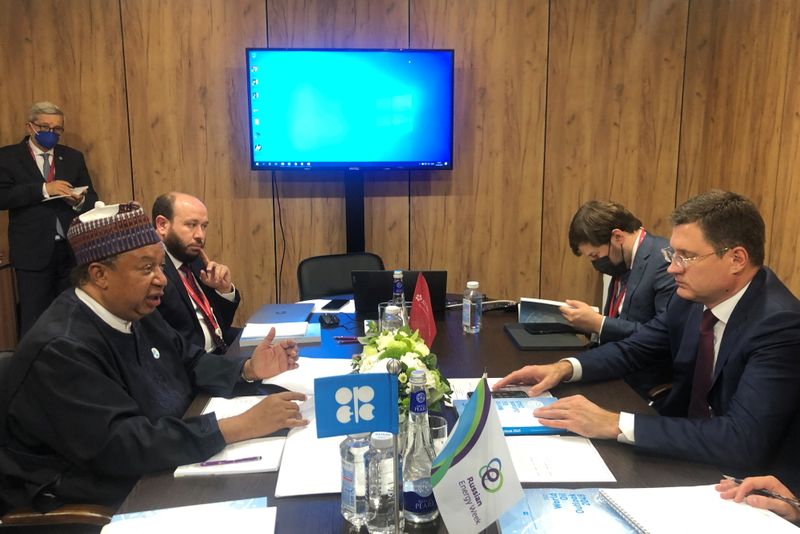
[351,270,448,319]
[247,303,315,324]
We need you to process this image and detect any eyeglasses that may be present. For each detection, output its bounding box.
[661,247,729,269]
[30,122,64,135]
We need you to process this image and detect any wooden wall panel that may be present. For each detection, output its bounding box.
[409,0,548,299]
[679,0,800,294]
[0,0,130,257]
[770,7,800,295]
[267,0,409,300]
[122,0,272,321]
[541,0,687,304]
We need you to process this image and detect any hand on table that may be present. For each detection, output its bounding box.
[716,476,800,523]
[219,391,309,443]
[533,394,621,439]
[493,361,574,397]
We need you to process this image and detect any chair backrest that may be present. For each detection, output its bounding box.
[297,252,384,300]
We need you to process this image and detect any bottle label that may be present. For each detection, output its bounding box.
[393,278,404,298]
[342,460,356,511]
[409,389,427,414]
[404,489,437,515]
[462,298,471,326]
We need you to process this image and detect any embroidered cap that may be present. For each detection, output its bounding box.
[67,201,161,265]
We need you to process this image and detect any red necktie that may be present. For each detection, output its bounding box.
[178,264,227,352]
[688,309,718,418]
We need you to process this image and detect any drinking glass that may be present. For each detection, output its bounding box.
[378,302,406,332]
[428,415,448,456]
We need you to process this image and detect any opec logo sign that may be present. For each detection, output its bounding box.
[314,373,398,438]
[336,385,375,423]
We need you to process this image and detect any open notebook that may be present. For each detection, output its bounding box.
[599,485,800,534]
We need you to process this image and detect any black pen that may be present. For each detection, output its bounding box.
[723,475,800,509]
[200,455,262,467]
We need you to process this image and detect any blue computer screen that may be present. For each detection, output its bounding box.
[246,48,454,170]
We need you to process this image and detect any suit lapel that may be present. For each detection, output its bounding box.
[17,139,44,183]
[164,258,196,314]
[712,268,766,384]
[622,233,652,312]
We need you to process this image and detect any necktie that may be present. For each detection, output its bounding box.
[607,272,630,318]
[688,309,718,418]
[41,153,52,182]
[43,153,66,239]
[178,264,227,352]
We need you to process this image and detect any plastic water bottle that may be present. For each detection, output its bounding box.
[392,270,404,307]
[340,432,370,528]
[366,431,404,533]
[391,269,407,325]
[402,370,439,523]
[462,280,482,334]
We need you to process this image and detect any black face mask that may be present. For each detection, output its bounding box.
[591,241,628,277]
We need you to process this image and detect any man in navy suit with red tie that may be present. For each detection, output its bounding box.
[559,200,676,399]
[152,192,241,353]
[0,102,98,336]
[497,190,800,491]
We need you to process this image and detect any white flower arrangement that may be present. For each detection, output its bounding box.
[352,324,451,413]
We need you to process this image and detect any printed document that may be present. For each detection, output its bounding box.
[506,435,616,483]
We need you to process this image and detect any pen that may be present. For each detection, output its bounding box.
[337,339,360,345]
[334,336,359,341]
[199,455,262,467]
[723,475,800,509]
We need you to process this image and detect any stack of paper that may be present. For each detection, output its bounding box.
[240,321,321,347]
[263,356,353,394]
[103,498,275,534]
[274,396,343,497]
[505,435,616,483]
[453,397,564,435]
[599,485,800,533]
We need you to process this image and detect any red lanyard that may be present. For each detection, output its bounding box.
[178,264,222,336]
[28,145,55,182]
[608,229,646,318]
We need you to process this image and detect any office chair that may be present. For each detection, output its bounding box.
[297,252,384,300]
[0,351,114,532]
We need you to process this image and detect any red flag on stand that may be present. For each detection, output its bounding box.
[409,273,437,345]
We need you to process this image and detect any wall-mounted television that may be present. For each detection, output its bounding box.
[246,48,454,171]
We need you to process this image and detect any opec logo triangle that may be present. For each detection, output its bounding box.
[315,373,398,438]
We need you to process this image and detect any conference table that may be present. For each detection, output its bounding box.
[117,306,723,532]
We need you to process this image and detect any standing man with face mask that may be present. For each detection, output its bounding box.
[0,102,98,337]
[560,200,676,399]
[152,192,241,353]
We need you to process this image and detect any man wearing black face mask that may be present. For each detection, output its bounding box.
[0,101,98,336]
[560,200,675,399]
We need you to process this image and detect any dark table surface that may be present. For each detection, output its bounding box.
[117,306,723,532]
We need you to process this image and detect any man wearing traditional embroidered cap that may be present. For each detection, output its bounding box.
[0,201,308,513]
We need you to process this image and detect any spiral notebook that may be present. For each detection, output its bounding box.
[598,485,800,533]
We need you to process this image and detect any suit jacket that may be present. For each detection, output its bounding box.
[0,138,98,270]
[600,232,676,396]
[158,256,241,350]
[600,232,675,342]
[578,267,800,483]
